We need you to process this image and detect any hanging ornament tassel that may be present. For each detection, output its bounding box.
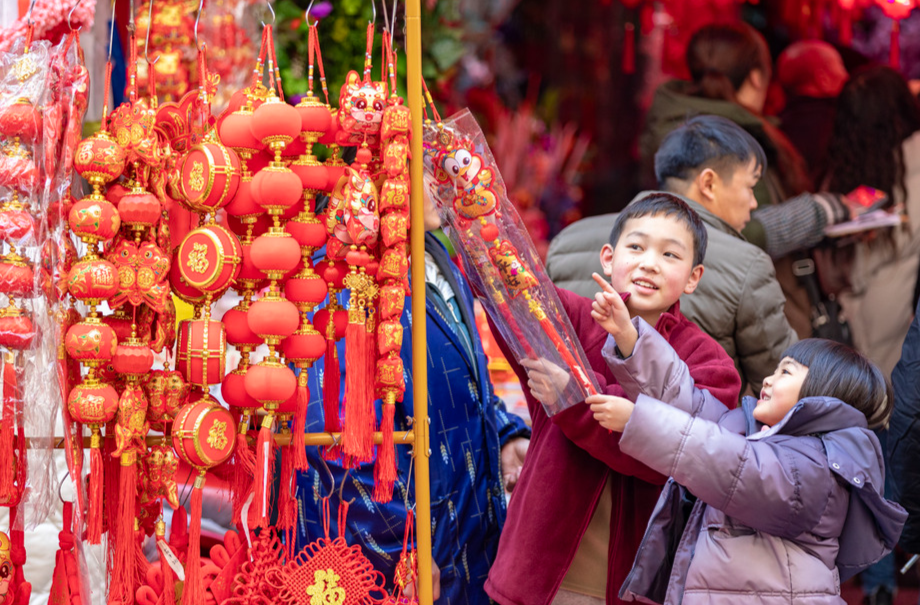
[374,393,397,502]
[87,428,104,544]
[890,20,901,69]
[251,414,275,528]
[182,472,206,605]
[322,316,342,436]
[156,519,176,605]
[277,436,297,556]
[622,22,636,75]
[292,371,309,470]
[108,451,137,605]
[0,358,17,501]
[342,291,369,465]
[9,506,30,604]
[232,415,255,529]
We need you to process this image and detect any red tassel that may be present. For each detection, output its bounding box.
[343,319,372,463]
[278,441,296,536]
[0,360,17,503]
[9,507,29,603]
[231,421,255,529]
[182,474,205,605]
[135,523,149,588]
[839,10,852,46]
[292,373,309,471]
[87,431,104,544]
[109,453,137,604]
[251,418,275,528]
[891,20,901,69]
[323,337,342,435]
[373,396,397,503]
[170,506,189,563]
[157,520,176,605]
[365,315,377,458]
[622,23,636,75]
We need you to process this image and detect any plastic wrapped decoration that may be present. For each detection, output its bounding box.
[423,109,598,415]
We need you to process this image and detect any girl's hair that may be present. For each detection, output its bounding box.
[686,23,771,103]
[825,66,920,204]
[782,339,893,430]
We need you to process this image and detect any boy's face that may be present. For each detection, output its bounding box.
[706,157,760,233]
[600,214,704,326]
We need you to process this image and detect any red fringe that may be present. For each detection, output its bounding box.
[0,361,16,503]
[891,21,901,70]
[622,23,636,75]
[87,444,103,544]
[109,457,136,604]
[252,421,274,528]
[292,378,309,471]
[373,400,396,503]
[343,320,372,463]
[364,318,376,459]
[135,526,149,588]
[182,480,204,605]
[161,547,176,605]
[323,337,342,436]
[278,443,296,540]
[231,428,254,529]
[104,426,120,575]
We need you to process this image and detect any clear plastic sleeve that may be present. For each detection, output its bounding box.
[423,109,599,415]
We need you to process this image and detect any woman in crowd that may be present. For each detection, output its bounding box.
[823,66,920,378]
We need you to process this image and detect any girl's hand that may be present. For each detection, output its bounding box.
[590,273,638,357]
[586,394,635,432]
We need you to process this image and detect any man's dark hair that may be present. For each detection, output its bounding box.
[784,338,893,430]
[608,193,708,266]
[654,115,767,190]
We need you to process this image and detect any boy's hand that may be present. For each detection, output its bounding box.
[520,358,571,406]
[586,394,635,432]
[590,273,638,357]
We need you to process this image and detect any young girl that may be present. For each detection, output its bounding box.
[587,280,907,604]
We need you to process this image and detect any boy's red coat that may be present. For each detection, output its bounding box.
[485,288,742,605]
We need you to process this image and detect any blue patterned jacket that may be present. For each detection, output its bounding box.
[296,234,530,605]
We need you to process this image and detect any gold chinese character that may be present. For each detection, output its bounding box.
[207,420,228,451]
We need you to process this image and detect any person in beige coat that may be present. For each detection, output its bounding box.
[823,67,920,379]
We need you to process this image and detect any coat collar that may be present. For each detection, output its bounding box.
[742,395,868,439]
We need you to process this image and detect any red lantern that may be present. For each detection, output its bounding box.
[224,179,263,220]
[179,141,242,213]
[67,259,119,303]
[117,187,161,229]
[221,369,260,409]
[0,307,34,349]
[176,225,243,293]
[251,97,302,154]
[877,0,914,19]
[67,380,119,426]
[251,164,303,213]
[0,209,33,241]
[0,99,41,142]
[176,319,227,386]
[171,398,236,469]
[73,131,127,189]
[251,232,301,275]
[247,297,300,342]
[0,259,33,298]
[65,319,118,362]
[68,198,121,245]
[243,361,297,405]
[112,341,154,375]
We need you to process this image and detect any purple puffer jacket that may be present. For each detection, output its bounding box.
[602,321,907,605]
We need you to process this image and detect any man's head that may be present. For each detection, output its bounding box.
[777,41,847,99]
[601,193,706,326]
[655,115,765,232]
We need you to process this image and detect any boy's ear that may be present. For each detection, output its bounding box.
[683,264,704,295]
[599,243,615,275]
[696,168,718,205]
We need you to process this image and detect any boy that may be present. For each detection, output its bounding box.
[485,194,741,605]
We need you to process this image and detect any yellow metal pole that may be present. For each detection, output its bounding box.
[406,0,432,604]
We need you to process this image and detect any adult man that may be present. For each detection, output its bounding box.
[547,116,846,393]
[296,190,530,605]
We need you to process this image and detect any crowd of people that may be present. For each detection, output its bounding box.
[290,20,920,605]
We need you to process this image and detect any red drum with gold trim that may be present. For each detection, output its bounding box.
[176,319,227,386]
[179,142,241,213]
[171,398,235,468]
[177,225,242,293]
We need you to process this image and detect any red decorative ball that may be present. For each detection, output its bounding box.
[244,361,297,404]
[105,181,130,208]
[251,165,303,211]
[221,369,260,409]
[355,147,373,165]
[218,108,262,153]
[221,307,264,347]
[251,233,301,274]
[68,198,121,243]
[313,308,348,340]
[251,99,302,148]
[118,189,161,227]
[345,248,370,267]
[0,99,41,142]
[324,162,347,192]
[318,107,340,145]
[177,225,243,292]
[68,381,119,425]
[0,313,34,349]
[248,297,300,340]
[179,142,242,212]
[73,132,127,186]
[316,259,349,289]
[172,399,235,468]
[480,223,500,242]
[113,341,154,375]
[0,261,33,297]
[290,157,328,191]
[101,311,136,343]
[296,94,332,136]
[285,217,327,249]
[236,241,266,284]
[285,273,328,305]
[67,259,118,302]
[224,179,263,219]
[282,331,325,363]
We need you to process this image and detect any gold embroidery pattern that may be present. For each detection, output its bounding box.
[189,161,205,192]
[187,243,209,274]
[306,569,346,605]
[12,56,37,82]
[206,419,228,451]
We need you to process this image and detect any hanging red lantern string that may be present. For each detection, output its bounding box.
[876,0,915,68]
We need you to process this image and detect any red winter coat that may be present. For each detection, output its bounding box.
[485,288,741,605]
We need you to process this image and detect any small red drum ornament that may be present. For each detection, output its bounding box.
[171,399,235,468]
[176,320,227,386]
[177,225,242,292]
[179,142,241,213]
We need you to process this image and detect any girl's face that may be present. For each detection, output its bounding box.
[754,357,809,427]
